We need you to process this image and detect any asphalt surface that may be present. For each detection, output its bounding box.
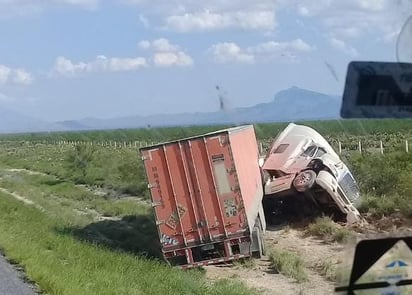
[0,254,36,295]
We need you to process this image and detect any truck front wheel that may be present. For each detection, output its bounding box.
[293,170,316,192]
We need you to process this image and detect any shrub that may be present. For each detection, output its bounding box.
[307,216,335,237]
[268,248,308,283]
[66,145,96,180]
[307,216,353,243]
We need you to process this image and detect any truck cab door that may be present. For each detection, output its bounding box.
[264,174,295,196]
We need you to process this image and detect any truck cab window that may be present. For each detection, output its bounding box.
[301,145,318,158]
[273,144,289,153]
[315,147,327,158]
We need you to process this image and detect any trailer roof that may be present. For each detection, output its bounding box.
[139,124,254,150]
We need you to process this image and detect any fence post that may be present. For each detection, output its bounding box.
[406,140,409,153]
[380,140,384,155]
[358,140,362,154]
[338,141,342,154]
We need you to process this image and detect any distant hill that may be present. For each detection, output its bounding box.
[0,106,69,133]
[0,86,341,133]
[68,86,341,130]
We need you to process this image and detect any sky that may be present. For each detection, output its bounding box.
[0,0,411,122]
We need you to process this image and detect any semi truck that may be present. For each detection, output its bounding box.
[140,123,362,268]
[140,125,266,268]
[261,123,362,224]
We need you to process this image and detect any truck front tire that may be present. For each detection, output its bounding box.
[293,170,316,192]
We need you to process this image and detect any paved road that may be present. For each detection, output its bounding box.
[0,254,36,295]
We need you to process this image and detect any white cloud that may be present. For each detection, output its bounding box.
[298,6,309,16]
[139,38,194,67]
[0,64,33,85]
[164,10,275,32]
[53,55,147,76]
[210,39,314,64]
[153,52,193,67]
[54,38,192,75]
[121,0,279,33]
[294,0,412,41]
[138,40,151,50]
[330,38,358,57]
[210,42,255,64]
[53,56,87,76]
[109,57,147,71]
[0,0,99,18]
[151,38,180,52]
[12,68,34,84]
[251,39,314,54]
[54,0,98,8]
[0,65,11,84]
[54,38,191,76]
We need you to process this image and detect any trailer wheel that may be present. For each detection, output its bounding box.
[293,170,316,192]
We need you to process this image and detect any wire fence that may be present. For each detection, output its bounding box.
[260,139,412,155]
[1,138,412,155]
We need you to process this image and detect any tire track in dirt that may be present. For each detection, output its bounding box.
[0,186,45,212]
[265,226,341,294]
[205,226,341,295]
[3,169,48,177]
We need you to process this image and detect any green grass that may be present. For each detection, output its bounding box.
[307,217,335,237]
[0,170,148,221]
[0,192,257,295]
[306,217,353,243]
[268,248,308,283]
[0,143,149,198]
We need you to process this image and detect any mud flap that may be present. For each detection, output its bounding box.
[258,202,266,234]
[250,226,263,258]
[251,215,265,258]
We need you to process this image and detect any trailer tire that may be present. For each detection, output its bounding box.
[293,170,316,192]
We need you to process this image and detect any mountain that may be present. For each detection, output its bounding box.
[243,86,341,122]
[0,106,70,133]
[63,86,341,130]
[0,87,341,133]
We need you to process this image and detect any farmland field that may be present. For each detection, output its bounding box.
[0,119,412,294]
[2,118,412,142]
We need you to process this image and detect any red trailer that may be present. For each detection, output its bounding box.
[140,125,266,268]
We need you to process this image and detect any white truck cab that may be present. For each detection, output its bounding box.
[261,123,362,224]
